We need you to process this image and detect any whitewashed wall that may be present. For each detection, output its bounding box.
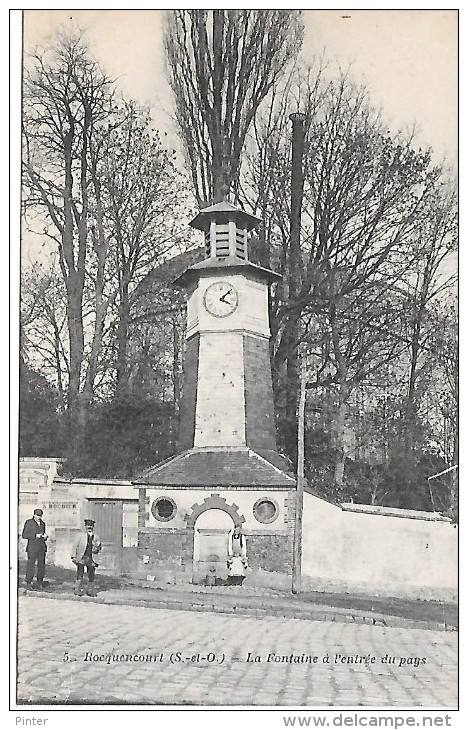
[18,460,138,569]
[144,487,290,533]
[302,492,457,600]
[18,459,458,599]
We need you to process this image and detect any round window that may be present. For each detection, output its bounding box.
[151,497,177,522]
[253,498,279,524]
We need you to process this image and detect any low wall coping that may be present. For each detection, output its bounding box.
[340,502,452,522]
[54,478,134,487]
[139,527,186,534]
[139,527,288,536]
[20,457,64,463]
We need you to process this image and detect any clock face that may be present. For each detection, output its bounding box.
[203,281,239,318]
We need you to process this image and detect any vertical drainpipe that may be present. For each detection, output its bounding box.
[289,112,307,595]
[285,112,307,452]
[289,113,307,289]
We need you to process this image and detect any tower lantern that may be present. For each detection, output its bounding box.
[190,201,261,261]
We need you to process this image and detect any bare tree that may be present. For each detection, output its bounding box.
[101,104,191,397]
[21,260,68,401]
[22,30,193,470]
[400,183,457,425]
[164,9,304,205]
[22,31,116,456]
[243,70,445,468]
[437,305,458,517]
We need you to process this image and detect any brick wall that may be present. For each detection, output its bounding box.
[138,488,148,528]
[138,528,193,572]
[247,533,293,573]
[246,491,295,575]
[178,334,199,450]
[138,529,293,580]
[243,334,277,451]
[283,492,296,528]
[137,488,297,584]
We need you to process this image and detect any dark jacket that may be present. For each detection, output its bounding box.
[22,518,48,555]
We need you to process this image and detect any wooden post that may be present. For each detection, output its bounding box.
[210,219,217,257]
[292,356,307,594]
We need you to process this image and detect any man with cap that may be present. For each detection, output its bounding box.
[21,508,48,589]
[71,519,102,596]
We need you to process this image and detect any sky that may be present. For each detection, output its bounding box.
[22,9,458,166]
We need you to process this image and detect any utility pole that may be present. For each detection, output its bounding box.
[292,356,307,594]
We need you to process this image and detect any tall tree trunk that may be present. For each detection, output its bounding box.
[329,297,351,492]
[406,309,422,421]
[115,282,131,397]
[66,295,85,467]
[63,113,89,470]
[333,396,348,489]
[212,135,227,203]
[84,162,111,400]
[172,315,181,410]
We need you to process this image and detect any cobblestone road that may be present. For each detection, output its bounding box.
[17,596,457,707]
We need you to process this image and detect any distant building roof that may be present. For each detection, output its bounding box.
[133,247,204,300]
[133,447,295,487]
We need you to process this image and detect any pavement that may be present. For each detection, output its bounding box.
[16,563,458,632]
[16,595,458,707]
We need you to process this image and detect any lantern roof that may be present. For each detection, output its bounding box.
[172,255,281,287]
[190,201,261,233]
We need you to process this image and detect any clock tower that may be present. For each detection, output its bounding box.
[134,201,296,587]
[174,201,280,452]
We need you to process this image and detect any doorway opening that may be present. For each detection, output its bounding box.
[193,509,233,585]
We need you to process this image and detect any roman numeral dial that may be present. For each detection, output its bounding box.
[203,281,239,318]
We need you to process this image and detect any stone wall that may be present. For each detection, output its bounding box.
[247,533,293,573]
[195,332,246,446]
[138,528,193,581]
[243,334,277,451]
[178,333,199,450]
[137,527,295,586]
[138,486,296,584]
[302,492,458,600]
[142,487,293,534]
[19,460,457,598]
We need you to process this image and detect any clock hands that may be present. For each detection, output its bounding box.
[219,289,233,304]
[204,282,237,316]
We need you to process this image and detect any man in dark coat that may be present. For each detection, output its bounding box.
[21,508,48,589]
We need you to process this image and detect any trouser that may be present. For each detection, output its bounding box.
[26,553,46,584]
[227,576,245,586]
[76,563,96,583]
